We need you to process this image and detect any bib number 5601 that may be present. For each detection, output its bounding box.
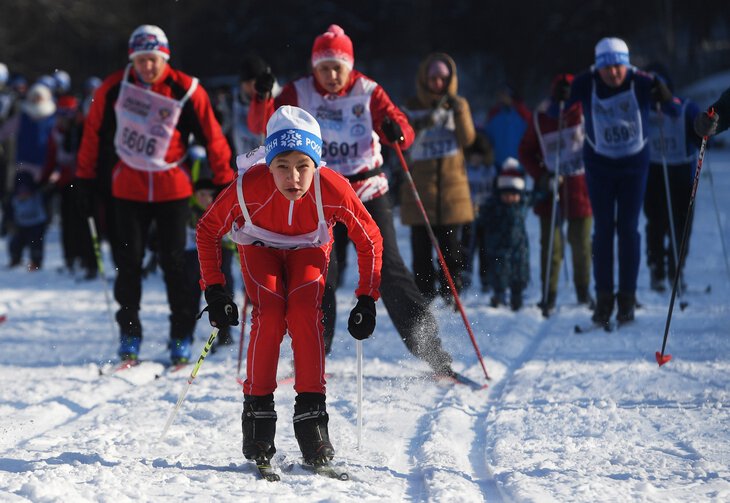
[122,127,158,156]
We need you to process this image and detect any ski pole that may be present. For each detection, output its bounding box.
[656,109,714,367]
[236,295,249,385]
[656,103,684,302]
[704,157,730,281]
[87,216,116,339]
[161,327,219,440]
[542,100,565,317]
[356,339,363,450]
[393,142,490,381]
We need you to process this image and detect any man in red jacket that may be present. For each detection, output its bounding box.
[518,73,594,314]
[248,24,454,375]
[197,105,382,468]
[75,24,235,364]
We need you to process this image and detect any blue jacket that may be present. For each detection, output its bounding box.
[16,112,55,166]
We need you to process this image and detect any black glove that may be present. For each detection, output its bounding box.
[254,70,275,97]
[552,75,571,103]
[444,95,462,114]
[651,76,673,104]
[74,178,96,218]
[381,117,404,144]
[694,110,719,137]
[347,295,376,340]
[203,284,239,328]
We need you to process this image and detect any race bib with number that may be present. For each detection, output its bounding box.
[588,80,646,159]
[408,108,459,162]
[113,65,197,171]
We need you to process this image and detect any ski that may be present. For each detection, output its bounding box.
[282,459,350,480]
[154,362,190,379]
[98,359,143,375]
[431,371,488,391]
[254,461,280,482]
[574,321,615,334]
[301,462,350,481]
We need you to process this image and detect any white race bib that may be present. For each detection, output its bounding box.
[113,65,197,171]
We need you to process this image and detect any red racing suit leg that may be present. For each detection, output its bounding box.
[240,242,332,396]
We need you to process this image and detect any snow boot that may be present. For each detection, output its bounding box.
[169,337,193,365]
[591,291,614,326]
[241,394,277,462]
[576,285,595,310]
[510,288,523,312]
[117,310,142,360]
[650,265,666,292]
[539,290,556,316]
[490,290,507,308]
[293,393,335,465]
[616,291,636,324]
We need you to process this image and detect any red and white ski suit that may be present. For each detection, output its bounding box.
[77,64,234,200]
[197,149,383,395]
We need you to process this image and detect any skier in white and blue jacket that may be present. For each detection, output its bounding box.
[559,37,672,326]
[643,63,701,294]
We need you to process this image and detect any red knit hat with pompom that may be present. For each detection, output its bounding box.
[311,24,354,69]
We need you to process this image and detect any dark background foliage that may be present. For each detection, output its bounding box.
[2,0,729,120]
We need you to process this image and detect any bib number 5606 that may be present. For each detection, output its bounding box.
[122,127,158,156]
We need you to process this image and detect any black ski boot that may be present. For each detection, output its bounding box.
[242,394,277,462]
[576,285,595,310]
[539,290,556,316]
[293,393,335,465]
[510,288,523,312]
[616,291,636,324]
[591,291,614,327]
[650,265,666,292]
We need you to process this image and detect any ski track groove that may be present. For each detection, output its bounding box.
[403,381,453,502]
[480,313,558,503]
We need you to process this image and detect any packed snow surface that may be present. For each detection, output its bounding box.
[1,151,729,502]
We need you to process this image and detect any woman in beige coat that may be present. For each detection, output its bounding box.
[401,52,476,302]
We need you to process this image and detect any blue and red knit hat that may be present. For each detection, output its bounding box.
[128,25,170,61]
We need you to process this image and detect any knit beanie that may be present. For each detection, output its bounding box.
[497,158,525,192]
[595,37,630,69]
[311,24,354,69]
[265,106,323,166]
[128,25,170,61]
[23,83,56,119]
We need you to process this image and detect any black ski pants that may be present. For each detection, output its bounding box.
[321,194,452,372]
[643,162,693,280]
[113,198,195,341]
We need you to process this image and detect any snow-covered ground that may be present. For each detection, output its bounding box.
[1,149,729,502]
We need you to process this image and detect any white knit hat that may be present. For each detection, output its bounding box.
[265,106,323,166]
[497,157,526,192]
[595,37,630,69]
[22,83,56,119]
[128,25,170,61]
